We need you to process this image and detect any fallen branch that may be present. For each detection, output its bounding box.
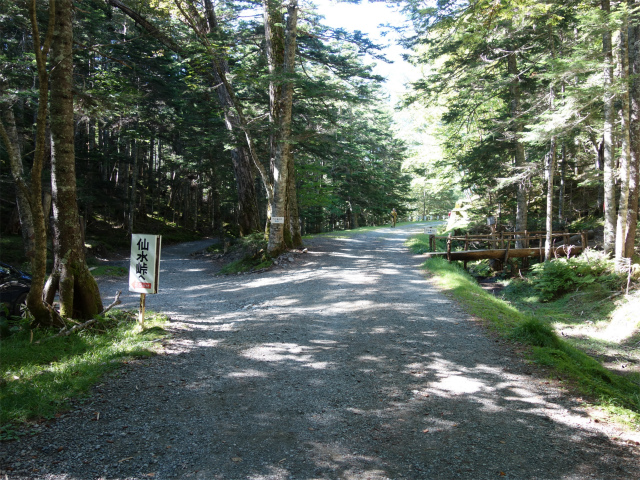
[102,290,123,315]
[53,291,122,338]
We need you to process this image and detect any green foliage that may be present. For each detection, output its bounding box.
[0,309,168,427]
[405,234,432,254]
[405,230,448,254]
[511,318,563,349]
[467,259,493,278]
[217,233,273,274]
[0,236,28,268]
[528,251,624,301]
[567,216,604,232]
[0,306,31,340]
[219,256,272,275]
[90,266,127,277]
[402,0,633,233]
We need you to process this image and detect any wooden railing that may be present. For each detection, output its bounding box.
[424,230,591,267]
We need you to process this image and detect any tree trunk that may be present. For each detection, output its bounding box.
[47,0,103,320]
[558,144,566,227]
[616,23,632,262]
[625,3,639,258]
[508,51,527,246]
[286,149,303,247]
[231,148,261,235]
[602,0,616,254]
[128,139,138,235]
[264,0,299,256]
[545,140,557,261]
[545,29,557,262]
[210,164,222,237]
[0,0,62,326]
[1,106,36,257]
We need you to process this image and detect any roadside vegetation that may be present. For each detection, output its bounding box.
[0,310,168,439]
[407,233,640,429]
[207,233,273,275]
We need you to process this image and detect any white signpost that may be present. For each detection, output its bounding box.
[424,226,437,235]
[271,216,285,224]
[129,234,161,328]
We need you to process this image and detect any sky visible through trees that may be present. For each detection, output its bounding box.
[315,0,418,103]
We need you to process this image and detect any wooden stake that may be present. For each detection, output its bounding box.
[138,293,146,329]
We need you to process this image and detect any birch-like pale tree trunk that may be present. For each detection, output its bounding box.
[264,0,299,256]
[508,50,527,247]
[544,140,557,262]
[625,2,639,258]
[615,22,631,263]
[558,145,566,227]
[602,0,616,254]
[545,27,557,262]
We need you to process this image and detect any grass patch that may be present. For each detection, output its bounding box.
[406,234,432,254]
[90,265,128,277]
[420,255,640,428]
[405,230,448,254]
[219,257,272,274]
[0,309,168,434]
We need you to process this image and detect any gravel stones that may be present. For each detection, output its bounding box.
[2,227,638,479]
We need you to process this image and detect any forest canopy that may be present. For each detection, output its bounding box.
[0,0,413,250]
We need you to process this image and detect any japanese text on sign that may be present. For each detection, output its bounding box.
[129,234,161,294]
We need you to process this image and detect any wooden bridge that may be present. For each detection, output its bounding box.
[424,229,591,270]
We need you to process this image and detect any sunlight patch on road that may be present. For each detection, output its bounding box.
[309,339,339,345]
[268,298,301,307]
[209,322,240,332]
[357,355,386,363]
[242,343,335,370]
[227,368,270,378]
[378,267,402,275]
[504,387,546,405]
[368,327,397,334]
[321,300,379,312]
[431,375,486,394]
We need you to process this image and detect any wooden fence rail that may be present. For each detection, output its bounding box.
[424,230,592,270]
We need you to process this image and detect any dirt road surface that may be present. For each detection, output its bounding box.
[2,224,639,479]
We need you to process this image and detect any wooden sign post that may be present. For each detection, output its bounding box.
[129,234,162,329]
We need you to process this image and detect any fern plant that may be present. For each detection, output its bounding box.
[528,251,624,302]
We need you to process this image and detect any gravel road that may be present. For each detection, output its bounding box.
[2,223,639,479]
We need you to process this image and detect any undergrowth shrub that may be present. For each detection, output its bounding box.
[467,259,493,277]
[528,250,624,302]
[218,233,272,274]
